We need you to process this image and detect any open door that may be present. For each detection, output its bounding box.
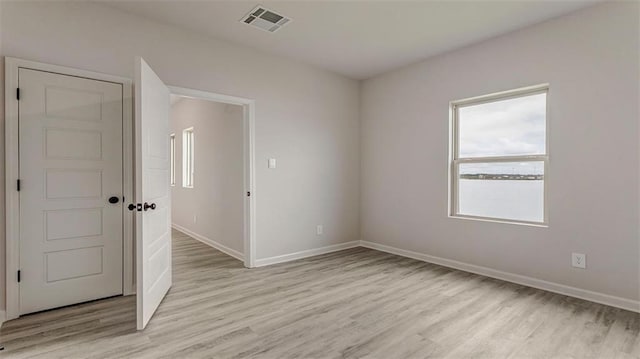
[134,57,172,330]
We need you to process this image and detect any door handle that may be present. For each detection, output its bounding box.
[143,202,156,211]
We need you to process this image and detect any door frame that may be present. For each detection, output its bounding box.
[4,57,135,321]
[168,86,256,269]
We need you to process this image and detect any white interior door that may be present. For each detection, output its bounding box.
[135,57,172,330]
[19,68,124,315]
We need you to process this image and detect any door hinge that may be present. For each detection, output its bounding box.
[17,270,21,283]
[17,179,21,191]
[16,88,20,101]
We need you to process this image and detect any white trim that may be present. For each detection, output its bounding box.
[172,224,244,261]
[255,241,361,267]
[455,155,547,163]
[452,83,549,107]
[181,127,195,188]
[4,57,135,321]
[0,310,5,328]
[122,71,135,297]
[5,58,20,322]
[168,85,257,268]
[360,241,640,313]
[169,133,176,187]
[168,86,253,107]
[448,214,548,228]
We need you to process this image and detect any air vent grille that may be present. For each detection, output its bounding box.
[240,5,292,33]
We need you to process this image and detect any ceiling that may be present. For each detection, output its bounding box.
[102,0,600,80]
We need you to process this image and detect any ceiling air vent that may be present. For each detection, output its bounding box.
[240,5,291,33]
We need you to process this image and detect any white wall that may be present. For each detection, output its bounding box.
[361,2,639,302]
[0,1,361,313]
[171,98,244,255]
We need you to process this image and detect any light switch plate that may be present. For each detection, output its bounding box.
[268,158,277,169]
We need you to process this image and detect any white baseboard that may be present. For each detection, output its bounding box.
[172,223,244,261]
[255,241,361,267]
[360,241,639,313]
[167,225,638,313]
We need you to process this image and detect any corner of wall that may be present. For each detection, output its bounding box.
[0,310,6,328]
[357,79,365,243]
[359,241,640,313]
[255,241,361,267]
[171,224,244,262]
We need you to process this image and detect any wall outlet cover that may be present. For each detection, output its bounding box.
[571,253,586,269]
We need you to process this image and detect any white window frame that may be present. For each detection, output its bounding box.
[182,127,194,188]
[170,133,176,186]
[449,84,549,226]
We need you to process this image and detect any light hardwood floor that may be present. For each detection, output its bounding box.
[1,229,639,358]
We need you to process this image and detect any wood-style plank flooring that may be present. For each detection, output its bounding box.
[1,229,639,358]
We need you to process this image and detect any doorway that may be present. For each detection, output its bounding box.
[169,95,245,262]
[17,68,124,315]
[168,87,256,269]
[4,58,134,320]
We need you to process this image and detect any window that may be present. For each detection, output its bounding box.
[450,85,548,225]
[182,128,194,188]
[170,134,176,186]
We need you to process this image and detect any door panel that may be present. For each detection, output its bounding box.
[45,128,103,160]
[45,169,103,199]
[19,68,124,315]
[45,246,104,282]
[135,57,172,330]
[45,208,103,240]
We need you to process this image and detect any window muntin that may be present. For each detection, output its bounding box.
[182,128,194,188]
[451,86,548,225]
[170,134,176,186]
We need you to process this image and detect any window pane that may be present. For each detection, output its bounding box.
[458,161,544,222]
[458,92,546,158]
[183,129,194,188]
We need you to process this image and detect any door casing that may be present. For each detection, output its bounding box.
[4,57,135,321]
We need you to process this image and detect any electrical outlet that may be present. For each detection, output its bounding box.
[316,225,323,236]
[572,253,586,269]
[193,215,197,223]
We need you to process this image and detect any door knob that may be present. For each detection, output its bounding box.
[143,202,156,211]
[108,196,120,204]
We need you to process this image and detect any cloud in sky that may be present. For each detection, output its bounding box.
[458,92,546,158]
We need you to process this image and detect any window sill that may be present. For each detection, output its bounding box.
[448,214,548,228]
